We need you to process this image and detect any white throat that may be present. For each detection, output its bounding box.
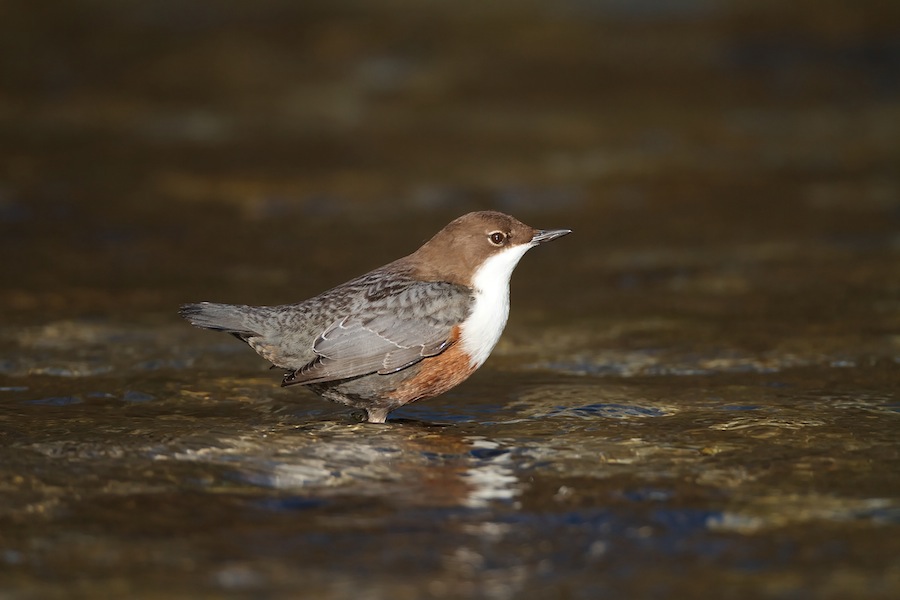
[460,242,535,368]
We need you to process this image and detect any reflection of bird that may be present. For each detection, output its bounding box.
[180,211,570,423]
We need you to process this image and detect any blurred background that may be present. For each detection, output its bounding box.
[0,1,898,598]
[2,0,897,320]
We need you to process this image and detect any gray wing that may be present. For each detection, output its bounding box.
[282,279,472,386]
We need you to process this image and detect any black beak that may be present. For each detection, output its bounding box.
[531,228,572,244]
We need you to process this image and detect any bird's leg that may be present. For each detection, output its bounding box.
[365,407,389,424]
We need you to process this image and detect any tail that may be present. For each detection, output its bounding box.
[179,302,264,338]
[179,302,309,370]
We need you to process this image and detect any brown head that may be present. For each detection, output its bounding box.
[400,211,571,286]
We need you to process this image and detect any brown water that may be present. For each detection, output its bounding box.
[2,1,899,598]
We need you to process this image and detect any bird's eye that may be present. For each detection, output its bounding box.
[488,231,506,246]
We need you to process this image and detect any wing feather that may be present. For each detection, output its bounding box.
[282,279,471,386]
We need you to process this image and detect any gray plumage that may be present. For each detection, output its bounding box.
[180,265,472,417]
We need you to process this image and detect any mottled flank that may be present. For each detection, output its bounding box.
[386,326,477,404]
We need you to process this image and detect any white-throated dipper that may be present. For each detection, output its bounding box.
[180,211,570,423]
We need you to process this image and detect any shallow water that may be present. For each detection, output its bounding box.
[2,1,899,598]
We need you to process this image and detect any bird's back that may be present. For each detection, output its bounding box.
[180,265,473,376]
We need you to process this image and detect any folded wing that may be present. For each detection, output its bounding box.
[283,279,471,386]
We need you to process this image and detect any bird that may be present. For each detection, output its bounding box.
[179,210,570,423]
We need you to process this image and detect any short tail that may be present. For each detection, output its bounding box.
[179,302,263,337]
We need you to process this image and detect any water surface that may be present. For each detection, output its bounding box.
[1,1,899,598]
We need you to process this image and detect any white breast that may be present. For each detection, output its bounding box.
[459,242,535,368]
